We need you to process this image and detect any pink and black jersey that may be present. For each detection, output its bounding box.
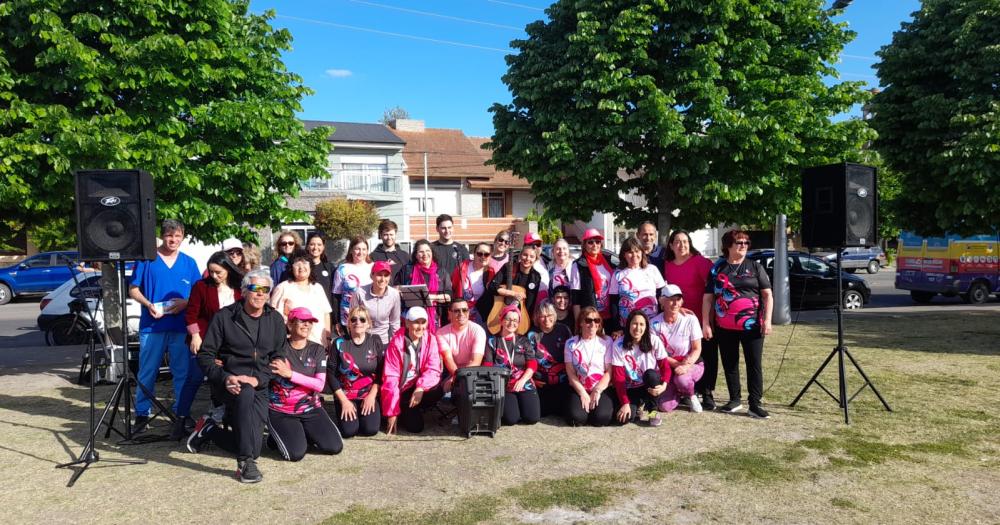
[485,334,539,392]
[269,341,327,415]
[706,259,771,332]
[328,335,385,400]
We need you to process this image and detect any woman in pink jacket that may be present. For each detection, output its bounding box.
[381,306,443,434]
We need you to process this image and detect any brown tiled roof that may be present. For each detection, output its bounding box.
[466,137,531,189]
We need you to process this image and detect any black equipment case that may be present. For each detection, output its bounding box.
[453,366,509,438]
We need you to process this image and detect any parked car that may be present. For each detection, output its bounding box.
[746,250,872,310]
[0,251,81,305]
[38,271,140,345]
[817,246,887,274]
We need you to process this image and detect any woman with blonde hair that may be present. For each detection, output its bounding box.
[270,231,303,284]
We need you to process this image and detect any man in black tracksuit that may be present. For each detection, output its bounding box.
[195,270,286,483]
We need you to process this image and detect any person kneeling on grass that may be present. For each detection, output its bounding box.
[328,305,385,438]
[610,310,671,426]
[266,307,344,461]
[191,270,285,483]
[484,304,541,426]
[652,284,705,414]
[381,307,443,434]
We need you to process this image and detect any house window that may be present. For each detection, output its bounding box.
[483,191,505,218]
[282,224,316,245]
[410,197,434,214]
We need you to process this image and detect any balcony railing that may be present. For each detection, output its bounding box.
[303,169,402,195]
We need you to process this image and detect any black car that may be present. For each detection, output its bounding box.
[746,250,872,310]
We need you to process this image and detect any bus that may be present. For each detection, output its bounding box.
[895,231,999,304]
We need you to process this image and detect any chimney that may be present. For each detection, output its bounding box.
[389,119,425,132]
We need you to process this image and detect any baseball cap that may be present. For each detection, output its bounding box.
[222,238,243,251]
[371,260,392,276]
[582,228,604,242]
[287,307,318,323]
[663,284,683,298]
[523,232,542,246]
[405,306,429,322]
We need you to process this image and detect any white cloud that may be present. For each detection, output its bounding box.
[325,69,353,78]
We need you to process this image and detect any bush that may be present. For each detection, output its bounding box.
[313,197,380,240]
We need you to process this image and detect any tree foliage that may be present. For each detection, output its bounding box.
[489,0,874,237]
[0,0,331,249]
[380,105,410,125]
[313,197,380,241]
[869,0,1000,236]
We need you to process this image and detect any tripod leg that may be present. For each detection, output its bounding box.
[838,346,849,425]
[103,377,128,439]
[844,348,892,412]
[790,346,838,407]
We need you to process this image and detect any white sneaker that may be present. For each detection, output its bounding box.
[688,395,703,413]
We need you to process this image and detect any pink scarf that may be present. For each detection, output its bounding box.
[410,261,440,330]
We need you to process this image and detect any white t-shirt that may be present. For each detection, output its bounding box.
[332,262,374,323]
[459,264,487,323]
[549,264,571,290]
[610,335,668,389]
[563,335,612,391]
[608,265,666,323]
[569,261,613,315]
[649,312,703,359]
[269,281,333,344]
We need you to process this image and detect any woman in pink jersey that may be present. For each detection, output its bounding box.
[267,307,343,461]
[564,306,614,426]
[662,230,717,410]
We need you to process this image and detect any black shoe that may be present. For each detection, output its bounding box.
[718,400,743,413]
[702,392,717,411]
[168,418,187,441]
[186,416,216,453]
[237,459,263,483]
[132,415,150,435]
[748,405,771,419]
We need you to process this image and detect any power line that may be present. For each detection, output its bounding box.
[842,53,878,62]
[486,0,546,12]
[345,0,524,31]
[275,14,512,53]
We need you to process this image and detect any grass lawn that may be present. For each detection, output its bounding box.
[1,311,997,524]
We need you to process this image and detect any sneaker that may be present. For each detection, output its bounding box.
[748,405,771,419]
[718,400,743,413]
[688,395,703,413]
[237,459,263,483]
[132,415,150,435]
[648,411,662,427]
[168,418,187,441]
[186,415,216,453]
[701,392,717,411]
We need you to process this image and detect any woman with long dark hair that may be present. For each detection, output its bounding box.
[270,250,333,345]
[306,233,336,317]
[393,239,451,330]
[186,251,242,355]
[608,237,666,334]
[610,310,670,426]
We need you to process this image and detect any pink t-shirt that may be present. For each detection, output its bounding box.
[436,322,487,369]
[564,335,612,391]
[608,265,665,323]
[649,312,703,358]
[663,255,714,324]
[610,335,668,389]
[487,254,509,278]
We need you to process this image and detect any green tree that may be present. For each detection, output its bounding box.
[379,105,410,125]
[869,0,999,236]
[0,0,331,249]
[313,197,380,240]
[489,0,874,239]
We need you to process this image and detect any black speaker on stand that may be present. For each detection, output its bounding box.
[75,169,157,262]
[792,162,891,423]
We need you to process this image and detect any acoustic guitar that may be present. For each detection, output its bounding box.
[486,234,530,335]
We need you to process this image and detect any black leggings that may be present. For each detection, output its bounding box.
[566,389,613,426]
[695,337,719,395]
[398,385,444,433]
[206,385,268,462]
[716,327,764,407]
[335,397,382,438]
[538,383,569,417]
[502,390,541,425]
[269,408,343,461]
[620,369,666,421]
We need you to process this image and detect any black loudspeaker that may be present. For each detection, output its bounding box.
[75,170,157,261]
[801,163,878,248]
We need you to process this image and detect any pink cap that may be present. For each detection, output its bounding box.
[371,260,392,276]
[582,228,604,242]
[287,307,318,323]
[523,232,542,246]
[501,303,521,320]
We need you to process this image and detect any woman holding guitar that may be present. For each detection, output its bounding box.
[479,245,542,335]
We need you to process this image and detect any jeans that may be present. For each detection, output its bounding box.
[135,331,201,417]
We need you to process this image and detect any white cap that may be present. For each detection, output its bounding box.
[405,306,429,322]
[221,238,243,251]
[663,284,683,297]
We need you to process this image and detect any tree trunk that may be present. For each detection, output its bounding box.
[655,183,676,246]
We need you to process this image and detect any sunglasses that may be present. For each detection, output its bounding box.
[279,241,296,247]
[349,317,368,323]
[293,318,316,324]
[583,318,602,325]
[496,238,510,244]
[585,239,602,245]
[475,252,491,257]
[734,240,751,246]
[450,307,469,314]
[226,249,243,255]
[245,284,271,294]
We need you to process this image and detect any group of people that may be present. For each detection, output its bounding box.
[128,215,773,483]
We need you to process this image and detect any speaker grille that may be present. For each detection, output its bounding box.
[85,208,139,252]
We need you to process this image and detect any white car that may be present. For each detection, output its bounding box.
[37,271,141,346]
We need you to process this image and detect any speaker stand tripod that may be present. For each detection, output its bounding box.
[56,264,146,486]
[790,249,892,423]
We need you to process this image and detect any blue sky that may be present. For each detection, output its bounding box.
[249,0,923,138]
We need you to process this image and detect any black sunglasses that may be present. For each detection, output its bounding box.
[583,318,601,324]
[349,317,368,323]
